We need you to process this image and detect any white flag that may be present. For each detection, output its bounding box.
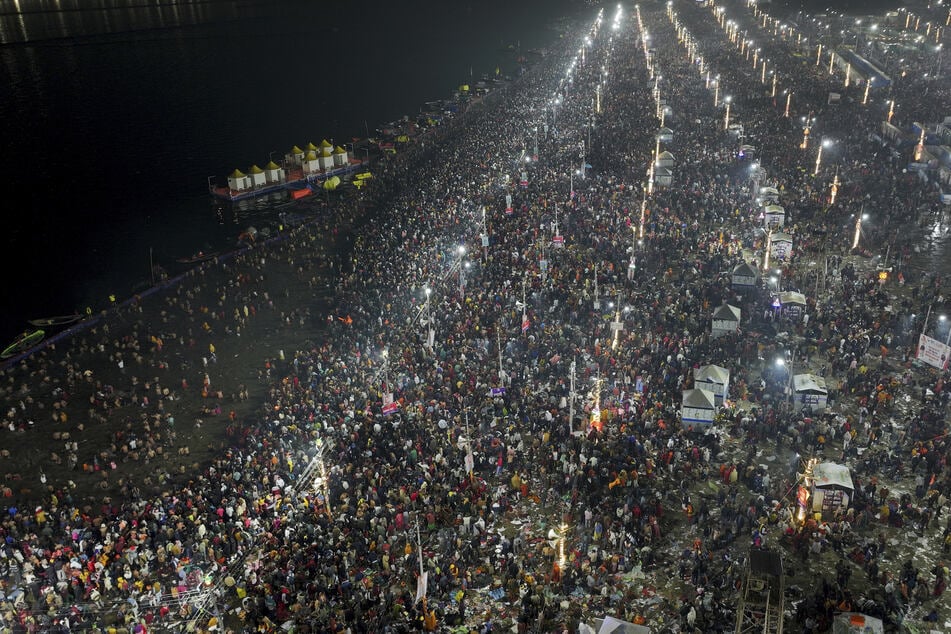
[414,571,428,605]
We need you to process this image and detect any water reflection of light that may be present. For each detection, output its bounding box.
[13,0,30,44]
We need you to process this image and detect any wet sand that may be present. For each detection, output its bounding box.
[0,190,372,507]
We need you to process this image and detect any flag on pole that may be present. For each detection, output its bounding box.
[382,401,400,416]
[415,571,428,605]
[521,316,530,332]
[464,448,474,476]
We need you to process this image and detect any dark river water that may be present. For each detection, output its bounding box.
[0,0,580,344]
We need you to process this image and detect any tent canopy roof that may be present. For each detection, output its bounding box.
[772,232,793,242]
[764,204,785,214]
[695,364,730,384]
[813,462,854,490]
[780,291,807,306]
[732,262,759,277]
[712,304,740,321]
[793,373,827,394]
[682,388,715,408]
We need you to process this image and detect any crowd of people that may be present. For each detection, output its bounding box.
[0,1,949,633]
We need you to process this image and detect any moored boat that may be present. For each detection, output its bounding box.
[1,329,45,359]
[176,251,219,265]
[28,314,82,328]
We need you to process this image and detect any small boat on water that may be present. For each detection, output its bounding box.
[1,329,45,359]
[176,251,219,265]
[28,314,82,328]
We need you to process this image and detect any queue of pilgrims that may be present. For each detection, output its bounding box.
[0,1,950,633]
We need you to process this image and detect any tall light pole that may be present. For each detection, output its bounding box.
[568,358,577,435]
[852,209,868,250]
[814,138,831,176]
[784,91,792,117]
[724,96,732,130]
[456,246,468,297]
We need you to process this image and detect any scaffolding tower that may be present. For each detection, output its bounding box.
[735,548,784,634]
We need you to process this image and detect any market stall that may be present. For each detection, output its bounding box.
[694,365,730,406]
[793,373,828,412]
[811,462,854,518]
[731,262,759,291]
[778,291,807,320]
[681,388,715,430]
[769,231,793,260]
[763,204,785,228]
[711,303,740,338]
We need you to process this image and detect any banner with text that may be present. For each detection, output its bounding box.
[917,334,950,370]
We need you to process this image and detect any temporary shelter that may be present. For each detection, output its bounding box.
[681,389,715,429]
[318,147,335,171]
[302,151,319,174]
[779,291,807,319]
[654,167,673,187]
[247,164,266,187]
[656,127,673,143]
[264,160,285,184]
[227,168,249,192]
[811,462,854,516]
[763,204,785,228]
[711,303,740,338]
[332,145,349,167]
[731,262,759,290]
[769,232,793,260]
[759,186,780,202]
[694,365,730,406]
[286,145,305,167]
[656,151,675,168]
[793,373,827,412]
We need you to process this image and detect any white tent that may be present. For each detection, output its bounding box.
[779,291,807,319]
[654,166,673,187]
[731,262,759,289]
[759,186,780,200]
[793,373,827,412]
[694,365,730,406]
[656,151,675,168]
[811,462,854,516]
[770,232,793,260]
[763,204,785,228]
[681,388,715,429]
[711,303,740,338]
